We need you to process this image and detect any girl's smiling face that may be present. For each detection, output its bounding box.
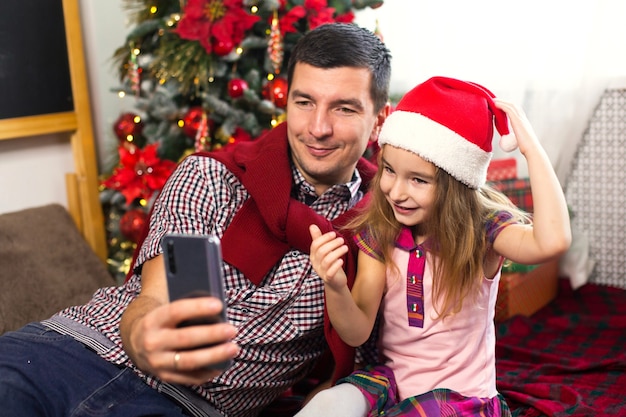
[379,144,437,229]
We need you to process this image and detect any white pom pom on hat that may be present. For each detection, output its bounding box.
[378,76,518,189]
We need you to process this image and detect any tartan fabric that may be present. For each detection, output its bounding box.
[353,229,384,262]
[339,365,512,416]
[488,178,533,213]
[487,158,518,181]
[495,279,626,416]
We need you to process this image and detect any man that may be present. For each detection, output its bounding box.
[0,23,391,417]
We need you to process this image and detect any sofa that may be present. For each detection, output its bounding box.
[0,204,114,334]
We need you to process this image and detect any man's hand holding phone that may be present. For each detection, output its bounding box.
[120,234,239,386]
[160,234,238,377]
[133,297,239,385]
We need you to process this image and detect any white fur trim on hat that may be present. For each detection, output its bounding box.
[378,110,492,189]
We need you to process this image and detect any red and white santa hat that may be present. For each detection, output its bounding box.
[378,76,517,189]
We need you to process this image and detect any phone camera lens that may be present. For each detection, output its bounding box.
[166,240,177,273]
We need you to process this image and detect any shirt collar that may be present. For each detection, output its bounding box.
[395,226,435,252]
[291,163,363,207]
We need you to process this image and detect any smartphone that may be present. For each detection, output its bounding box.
[162,233,232,369]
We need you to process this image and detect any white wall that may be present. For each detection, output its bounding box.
[0,134,74,214]
[79,0,135,173]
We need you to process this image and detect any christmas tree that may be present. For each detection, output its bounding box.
[100,0,385,282]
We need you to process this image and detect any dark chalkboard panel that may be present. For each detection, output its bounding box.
[0,0,74,119]
[0,0,107,262]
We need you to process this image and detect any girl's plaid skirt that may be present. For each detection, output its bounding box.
[339,365,512,417]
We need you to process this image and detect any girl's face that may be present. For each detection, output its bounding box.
[379,145,437,228]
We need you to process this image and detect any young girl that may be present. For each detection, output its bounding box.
[297,76,572,416]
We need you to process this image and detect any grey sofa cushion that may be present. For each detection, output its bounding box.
[0,204,114,333]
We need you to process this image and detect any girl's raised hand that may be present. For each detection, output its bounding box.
[309,224,349,290]
[493,98,541,156]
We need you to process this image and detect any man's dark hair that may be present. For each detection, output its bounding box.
[287,23,392,113]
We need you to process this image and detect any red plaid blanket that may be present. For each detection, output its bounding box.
[495,279,626,417]
[488,178,534,213]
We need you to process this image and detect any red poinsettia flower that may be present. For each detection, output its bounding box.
[335,11,355,24]
[101,143,177,204]
[174,0,260,55]
[307,9,336,29]
[279,5,305,34]
[279,0,337,33]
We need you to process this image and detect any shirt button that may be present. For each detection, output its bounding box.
[415,249,422,258]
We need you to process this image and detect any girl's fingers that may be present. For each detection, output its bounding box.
[309,224,322,240]
[325,258,345,278]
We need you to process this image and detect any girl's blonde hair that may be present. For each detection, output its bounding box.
[348,150,530,319]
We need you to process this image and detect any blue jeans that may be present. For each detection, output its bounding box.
[0,323,191,417]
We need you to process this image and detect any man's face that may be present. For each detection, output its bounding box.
[286,63,387,195]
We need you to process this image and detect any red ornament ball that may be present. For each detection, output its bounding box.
[119,209,148,243]
[213,39,234,56]
[263,77,288,108]
[182,106,213,139]
[114,112,144,142]
[227,78,248,99]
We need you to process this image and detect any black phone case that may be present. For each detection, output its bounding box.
[161,233,232,370]
[162,234,226,306]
